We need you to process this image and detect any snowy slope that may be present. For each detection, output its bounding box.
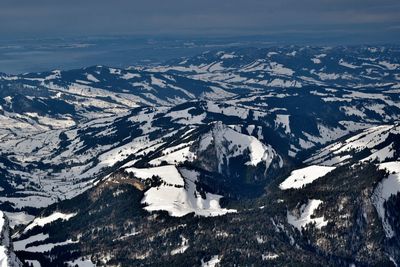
[306,124,400,166]
[287,199,328,230]
[126,166,236,217]
[372,161,400,238]
[279,165,336,190]
[198,122,282,172]
[281,123,400,250]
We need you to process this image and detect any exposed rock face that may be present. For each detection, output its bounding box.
[194,122,281,173]
[0,212,22,267]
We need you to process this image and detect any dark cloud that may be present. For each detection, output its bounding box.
[0,0,399,42]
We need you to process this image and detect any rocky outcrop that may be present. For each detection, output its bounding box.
[0,211,22,267]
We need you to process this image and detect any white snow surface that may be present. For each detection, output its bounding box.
[125,165,184,186]
[127,166,236,217]
[339,59,359,69]
[262,253,279,260]
[0,212,8,267]
[279,165,336,190]
[199,122,281,171]
[3,212,34,229]
[14,232,76,253]
[14,233,49,251]
[275,114,290,134]
[306,124,397,166]
[25,260,40,267]
[201,255,221,267]
[24,212,77,233]
[149,146,195,166]
[86,74,99,83]
[170,236,189,255]
[67,257,96,267]
[372,161,400,238]
[267,62,295,76]
[287,199,328,230]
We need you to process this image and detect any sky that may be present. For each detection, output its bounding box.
[1,0,400,43]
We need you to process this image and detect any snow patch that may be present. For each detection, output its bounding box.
[275,114,290,134]
[287,199,328,230]
[24,212,77,233]
[201,255,220,267]
[86,74,99,83]
[67,257,96,267]
[262,253,279,260]
[280,165,336,190]
[170,236,189,255]
[339,59,359,69]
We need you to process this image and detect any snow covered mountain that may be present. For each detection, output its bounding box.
[283,123,400,242]
[276,123,400,266]
[158,46,400,89]
[0,45,399,266]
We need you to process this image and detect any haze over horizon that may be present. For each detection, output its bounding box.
[1,0,400,42]
[1,0,400,74]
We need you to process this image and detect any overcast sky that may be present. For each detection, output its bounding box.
[1,0,400,42]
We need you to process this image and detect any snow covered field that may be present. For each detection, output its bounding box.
[280,165,336,190]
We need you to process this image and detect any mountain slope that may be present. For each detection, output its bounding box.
[0,212,21,267]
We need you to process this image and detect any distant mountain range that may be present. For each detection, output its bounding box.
[0,45,399,266]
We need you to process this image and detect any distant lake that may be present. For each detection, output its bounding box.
[0,35,275,74]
